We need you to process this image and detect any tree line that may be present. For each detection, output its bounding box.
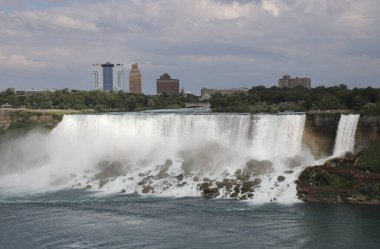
[0,89,199,111]
[1,85,380,113]
[210,85,380,114]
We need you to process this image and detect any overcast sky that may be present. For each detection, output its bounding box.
[0,0,379,94]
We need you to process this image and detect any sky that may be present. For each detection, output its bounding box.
[0,0,379,94]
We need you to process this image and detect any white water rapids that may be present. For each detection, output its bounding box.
[0,113,360,203]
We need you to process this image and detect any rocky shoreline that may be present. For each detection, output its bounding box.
[296,150,380,204]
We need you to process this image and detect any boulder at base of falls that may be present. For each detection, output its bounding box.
[297,149,380,205]
[142,185,154,193]
[202,187,220,199]
[156,159,173,179]
[95,161,125,180]
[277,176,286,182]
[198,182,219,199]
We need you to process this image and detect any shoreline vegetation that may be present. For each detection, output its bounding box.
[210,85,380,114]
[1,84,380,114]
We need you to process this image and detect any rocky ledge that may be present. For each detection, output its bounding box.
[297,145,380,204]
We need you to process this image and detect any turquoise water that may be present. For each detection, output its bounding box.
[1,189,380,249]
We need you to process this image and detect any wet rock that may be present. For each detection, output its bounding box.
[142,185,154,193]
[156,160,172,179]
[216,179,234,192]
[85,184,92,190]
[277,176,286,182]
[120,189,126,193]
[138,173,146,177]
[95,161,125,180]
[156,171,169,179]
[241,181,255,194]
[198,182,212,191]
[193,176,199,182]
[165,159,173,167]
[284,170,294,174]
[230,190,239,198]
[234,168,250,182]
[143,175,155,181]
[253,178,262,186]
[99,178,109,188]
[203,177,210,182]
[176,174,184,182]
[137,180,146,186]
[202,187,220,199]
[162,181,173,191]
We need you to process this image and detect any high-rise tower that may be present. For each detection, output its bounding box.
[129,63,142,94]
[92,62,124,92]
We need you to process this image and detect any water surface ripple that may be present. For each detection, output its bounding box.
[1,189,380,249]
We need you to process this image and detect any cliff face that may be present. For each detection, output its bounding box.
[303,114,340,157]
[0,110,12,131]
[303,114,380,158]
[0,110,64,136]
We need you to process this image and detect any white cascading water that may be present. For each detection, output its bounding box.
[333,114,360,157]
[0,113,315,203]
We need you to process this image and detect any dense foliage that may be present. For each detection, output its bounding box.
[0,89,199,111]
[210,85,380,113]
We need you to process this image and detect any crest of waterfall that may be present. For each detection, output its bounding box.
[333,114,360,157]
[251,115,306,159]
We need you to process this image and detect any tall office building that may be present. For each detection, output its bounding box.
[156,73,179,94]
[92,62,124,92]
[129,63,142,94]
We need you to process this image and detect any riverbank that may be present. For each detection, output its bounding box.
[296,141,380,204]
[0,109,83,136]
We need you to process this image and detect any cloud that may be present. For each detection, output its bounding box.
[0,52,46,69]
[52,15,97,31]
[0,0,379,93]
[262,0,280,16]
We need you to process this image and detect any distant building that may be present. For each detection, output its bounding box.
[278,75,311,89]
[92,62,124,92]
[157,73,179,94]
[201,87,249,100]
[16,89,55,96]
[1,103,12,109]
[129,63,142,94]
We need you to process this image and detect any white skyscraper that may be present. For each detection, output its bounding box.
[92,62,124,92]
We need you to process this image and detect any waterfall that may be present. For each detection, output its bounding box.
[251,115,306,159]
[0,113,310,203]
[333,114,360,156]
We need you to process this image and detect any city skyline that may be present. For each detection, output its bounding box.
[0,0,380,94]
